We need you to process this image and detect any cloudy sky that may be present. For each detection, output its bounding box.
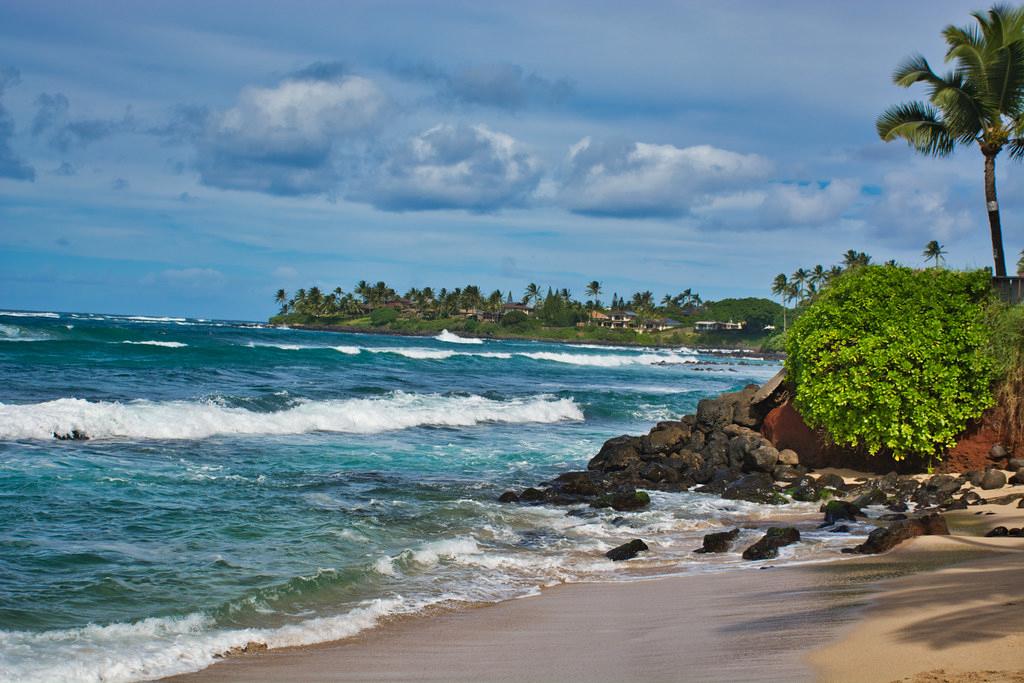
[0,0,1012,319]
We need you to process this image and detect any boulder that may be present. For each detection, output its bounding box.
[550,471,603,497]
[696,396,735,430]
[730,385,762,428]
[519,487,546,502]
[967,470,986,487]
[984,526,1009,538]
[777,449,800,466]
[822,500,861,525]
[743,445,779,473]
[591,489,651,512]
[694,528,741,554]
[1011,468,1024,486]
[498,491,519,503]
[961,490,983,506]
[605,539,649,561]
[816,473,848,491]
[989,444,1009,461]
[741,527,801,560]
[1008,457,1024,471]
[980,469,1007,490]
[722,472,787,505]
[852,488,888,509]
[772,464,804,483]
[642,421,691,454]
[750,369,786,407]
[843,513,949,554]
[588,435,643,472]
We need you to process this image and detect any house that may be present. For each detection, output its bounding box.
[638,318,681,332]
[589,310,609,321]
[597,310,637,329]
[694,320,746,332]
[502,303,533,316]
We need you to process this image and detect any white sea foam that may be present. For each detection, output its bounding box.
[121,341,188,348]
[518,351,697,367]
[0,597,418,683]
[120,315,188,323]
[435,329,484,344]
[0,392,584,441]
[0,310,59,318]
[0,324,50,342]
[333,345,362,355]
[368,347,457,360]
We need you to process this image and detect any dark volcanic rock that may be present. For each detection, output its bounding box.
[591,489,651,512]
[696,396,735,430]
[519,487,546,503]
[984,526,1010,537]
[980,469,1007,490]
[777,448,800,466]
[498,490,519,503]
[772,464,804,483]
[741,527,801,560]
[1010,468,1024,486]
[642,421,691,454]
[816,473,848,492]
[588,435,643,472]
[550,471,603,497]
[694,528,741,554]
[54,429,88,440]
[605,539,649,561]
[828,525,851,533]
[822,500,861,525]
[989,444,1008,461]
[843,513,949,554]
[722,472,786,505]
[743,445,779,474]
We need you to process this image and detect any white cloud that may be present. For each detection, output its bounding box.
[559,138,772,217]
[350,123,543,212]
[695,179,860,229]
[196,75,387,195]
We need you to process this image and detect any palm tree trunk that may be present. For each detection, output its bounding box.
[984,151,1008,277]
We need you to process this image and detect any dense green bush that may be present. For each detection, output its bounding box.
[369,307,399,326]
[786,266,995,460]
[500,310,530,328]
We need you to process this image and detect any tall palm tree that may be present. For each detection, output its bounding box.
[923,239,948,267]
[877,5,1024,277]
[585,280,602,307]
[791,268,810,302]
[771,273,790,331]
[275,289,287,313]
[841,250,872,269]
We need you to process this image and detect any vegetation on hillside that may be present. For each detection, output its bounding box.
[270,279,784,347]
[786,265,996,460]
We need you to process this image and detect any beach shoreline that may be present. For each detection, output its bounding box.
[166,492,1024,683]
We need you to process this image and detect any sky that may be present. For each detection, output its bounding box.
[0,0,1015,320]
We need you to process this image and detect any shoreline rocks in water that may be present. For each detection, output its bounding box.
[497,368,1021,562]
[605,539,650,561]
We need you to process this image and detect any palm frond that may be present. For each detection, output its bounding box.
[987,39,1024,115]
[893,54,944,87]
[1006,137,1024,159]
[876,101,957,156]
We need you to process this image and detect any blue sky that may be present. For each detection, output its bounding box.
[0,0,1013,320]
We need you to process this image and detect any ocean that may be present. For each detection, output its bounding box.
[0,311,867,682]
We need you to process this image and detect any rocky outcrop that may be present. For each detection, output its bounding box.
[843,513,949,554]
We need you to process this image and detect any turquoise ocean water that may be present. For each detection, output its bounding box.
[0,311,865,681]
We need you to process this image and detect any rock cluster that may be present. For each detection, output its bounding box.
[842,514,949,554]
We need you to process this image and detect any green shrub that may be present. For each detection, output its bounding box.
[785,266,995,460]
[500,310,530,328]
[369,307,399,326]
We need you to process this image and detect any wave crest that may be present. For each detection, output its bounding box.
[435,329,484,344]
[0,393,584,441]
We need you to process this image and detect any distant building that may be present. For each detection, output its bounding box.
[638,318,681,332]
[502,303,533,315]
[694,320,746,332]
[596,310,637,329]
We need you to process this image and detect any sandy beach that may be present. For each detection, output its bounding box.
[169,485,1024,683]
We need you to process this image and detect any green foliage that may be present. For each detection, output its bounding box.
[699,297,783,330]
[369,307,399,326]
[786,266,995,460]
[499,310,530,328]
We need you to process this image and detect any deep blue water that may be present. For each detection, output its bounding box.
[0,310,855,682]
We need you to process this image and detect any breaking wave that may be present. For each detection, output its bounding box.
[518,351,697,367]
[0,393,584,441]
[434,329,484,344]
[121,341,188,348]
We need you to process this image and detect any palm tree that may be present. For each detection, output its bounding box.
[923,239,948,267]
[876,6,1024,277]
[791,268,810,302]
[841,250,872,269]
[275,289,287,313]
[523,283,541,307]
[585,280,602,306]
[771,273,790,331]
[809,265,827,293]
